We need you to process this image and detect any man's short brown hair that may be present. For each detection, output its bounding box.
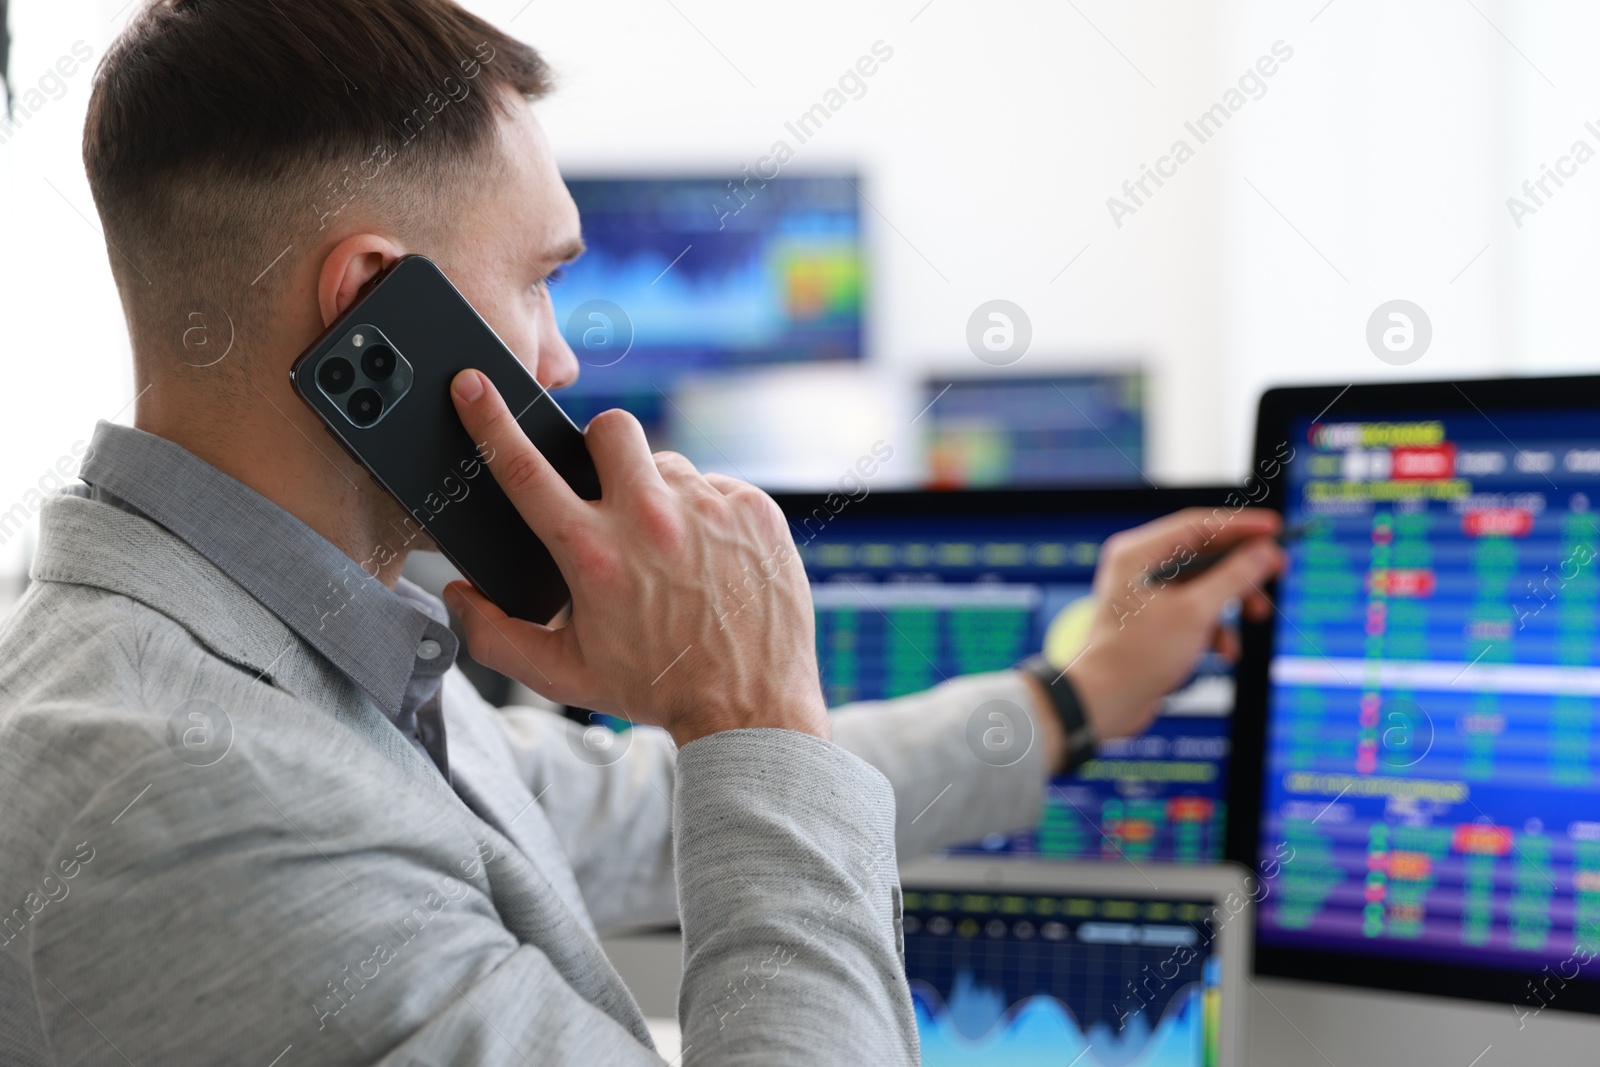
[84,0,552,354]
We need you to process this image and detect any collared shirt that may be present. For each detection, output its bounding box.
[77,420,461,781]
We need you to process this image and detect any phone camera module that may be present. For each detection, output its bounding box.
[361,344,397,382]
[347,388,385,427]
[319,325,409,428]
[318,356,356,395]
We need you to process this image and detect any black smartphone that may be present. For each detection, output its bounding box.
[289,254,600,624]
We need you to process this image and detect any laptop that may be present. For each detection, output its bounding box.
[899,857,1253,1067]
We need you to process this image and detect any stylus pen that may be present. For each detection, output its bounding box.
[1160,521,1316,583]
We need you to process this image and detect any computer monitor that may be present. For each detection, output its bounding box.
[923,373,1145,489]
[899,858,1252,1067]
[665,364,918,490]
[1230,375,1600,1015]
[550,174,865,437]
[769,487,1241,865]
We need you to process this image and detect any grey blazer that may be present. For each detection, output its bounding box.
[0,490,1047,1065]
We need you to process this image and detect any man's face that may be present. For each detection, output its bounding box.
[427,96,584,394]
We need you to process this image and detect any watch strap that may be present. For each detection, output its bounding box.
[1017,654,1097,774]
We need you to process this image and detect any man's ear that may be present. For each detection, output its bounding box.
[317,234,406,327]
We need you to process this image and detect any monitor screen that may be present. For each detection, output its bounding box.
[1238,382,1600,1011]
[903,883,1223,1067]
[550,175,864,435]
[776,488,1238,865]
[923,374,1145,489]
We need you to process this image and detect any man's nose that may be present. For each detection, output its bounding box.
[539,320,581,391]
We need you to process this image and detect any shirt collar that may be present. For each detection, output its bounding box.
[77,420,459,717]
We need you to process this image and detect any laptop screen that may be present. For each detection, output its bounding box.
[902,884,1224,1067]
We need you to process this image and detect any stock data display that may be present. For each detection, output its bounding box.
[903,887,1222,1067]
[922,374,1146,489]
[798,514,1233,864]
[1260,412,1600,973]
[550,176,863,435]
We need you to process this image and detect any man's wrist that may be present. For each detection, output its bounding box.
[665,689,831,749]
[1016,655,1097,775]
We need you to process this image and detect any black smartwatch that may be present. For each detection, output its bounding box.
[1017,654,1098,774]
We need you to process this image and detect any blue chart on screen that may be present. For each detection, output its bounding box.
[798,512,1233,864]
[904,887,1221,1067]
[1260,410,1600,973]
[549,175,862,432]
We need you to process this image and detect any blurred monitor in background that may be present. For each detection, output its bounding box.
[923,372,1146,488]
[549,174,865,442]
[664,363,919,491]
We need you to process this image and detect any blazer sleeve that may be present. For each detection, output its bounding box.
[484,690,684,934]
[486,670,1047,936]
[829,670,1050,858]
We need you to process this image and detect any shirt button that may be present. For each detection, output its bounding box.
[417,638,443,661]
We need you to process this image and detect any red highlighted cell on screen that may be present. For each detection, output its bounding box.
[1368,568,1437,597]
[1452,824,1513,856]
[1462,508,1534,538]
[1167,798,1213,823]
[1385,852,1433,881]
[1104,819,1155,845]
[1392,445,1456,480]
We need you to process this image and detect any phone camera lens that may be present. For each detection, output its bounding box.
[347,388,384,427]
[318,356,355,395]
[361,344,397,381]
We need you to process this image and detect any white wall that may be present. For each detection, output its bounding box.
[0,1,135,591]
[518,0,1551,485]
[9,0,1593,543]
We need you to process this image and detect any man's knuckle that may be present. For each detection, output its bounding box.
[754,492,787,529]
[497,449,544,494]
[1101,531,1132,561]
[691,487,728,518]
[635,488,687,546]
[653,449,692,472]
[568,535,620,582]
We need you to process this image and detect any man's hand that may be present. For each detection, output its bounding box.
[440,369,830,748]
[1061,507,1285,745]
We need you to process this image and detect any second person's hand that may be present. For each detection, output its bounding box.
[1064,507,1286,743]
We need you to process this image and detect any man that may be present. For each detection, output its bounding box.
[0,2,1284,1064]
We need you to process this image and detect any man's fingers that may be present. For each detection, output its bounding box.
[703,472,747,496]
[451,370,588,540]
[654,450,704,488]
[443,580,572,697]
[1243,588,1274,622]
[1184,537,1284,621]
[1109,507,1283,571]
[585,409,662,495]
[1214,622,1241,663]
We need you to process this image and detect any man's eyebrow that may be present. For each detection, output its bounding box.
[545,236,586,264]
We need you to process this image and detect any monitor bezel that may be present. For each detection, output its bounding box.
[899,856,1254,1066]
[1227,374,1600,1016]
[766,485,1245,526]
